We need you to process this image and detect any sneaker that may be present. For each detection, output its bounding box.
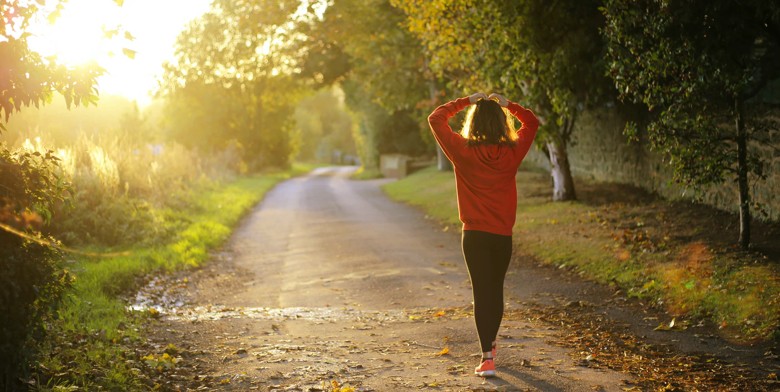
[474,359,496,377]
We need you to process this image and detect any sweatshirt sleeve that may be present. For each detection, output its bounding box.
[427,97,471,162]
[506,101,539,161]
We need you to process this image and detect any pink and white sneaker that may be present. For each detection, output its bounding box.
[475,358,496,377]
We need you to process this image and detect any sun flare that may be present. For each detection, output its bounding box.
[25,0,212,106]
[28,0,122,67]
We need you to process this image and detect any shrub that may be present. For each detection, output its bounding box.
[23,134,239,247]
[0,146,72,389]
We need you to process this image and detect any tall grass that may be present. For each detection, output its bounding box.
[17,132,243,246]
[9,128,315,389]
[30,166,310,390]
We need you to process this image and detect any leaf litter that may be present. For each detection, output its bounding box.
[125,245,778,391]
[503,301,779,391]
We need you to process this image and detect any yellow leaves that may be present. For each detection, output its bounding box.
[407,306,472,322]
[654,317,675,331]
[436,347,450,356]
[163,343,180,356]
[330,380,355,392]
[438,261,456,268]
[122,48,137,59]
[142,352,179,372]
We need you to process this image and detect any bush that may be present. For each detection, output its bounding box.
[0,146,72,389]
[23,134,241,247]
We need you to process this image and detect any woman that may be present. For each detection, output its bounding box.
[428,92,539,377]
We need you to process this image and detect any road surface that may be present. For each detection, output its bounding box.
[141,166,636,391]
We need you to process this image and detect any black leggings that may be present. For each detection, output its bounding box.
[461,230,513,353]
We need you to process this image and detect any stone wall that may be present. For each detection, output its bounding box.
[523,107,780,222]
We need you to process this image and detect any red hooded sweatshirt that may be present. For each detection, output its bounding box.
[428,97,539,236]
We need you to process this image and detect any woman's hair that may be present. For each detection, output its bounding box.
[460,99,517,146]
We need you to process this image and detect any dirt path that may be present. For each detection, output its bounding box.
[138,166,777,391]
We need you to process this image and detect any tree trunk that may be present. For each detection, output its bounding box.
[547,140,576,201]
[436,146,452,171]
[425,71,452,172]
[735,97,751,249]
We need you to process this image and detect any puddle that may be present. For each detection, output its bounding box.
[148,304,406,323]
[129,273,405,323]
[129,275,188,314]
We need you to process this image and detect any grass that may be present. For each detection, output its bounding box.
[381,166,458,225]
[350,165,384,180]
[32,163,316,391]
[382,165,780,342]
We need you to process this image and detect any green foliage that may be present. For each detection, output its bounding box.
[159,0,310,170]
[0,1,116,386]
[11,133,214,247]
[602,0,779,187]
[381,166,459,226]
[34,171,296,390]
[0,147,72,388]
[293,87,355,162]
[0,147,69,222]
[313,0,430,112]
[301,0,434,167]
[385,166,780,341]
[0,1,103,126]
[395,0,610,136]
[393,0,613,200]
[602,0,780,246]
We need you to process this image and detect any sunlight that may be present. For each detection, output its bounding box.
[28,0,120,67]
[27,0,212,106]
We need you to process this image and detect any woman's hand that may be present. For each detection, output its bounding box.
[488,93,508,107]
[468,92,488,104]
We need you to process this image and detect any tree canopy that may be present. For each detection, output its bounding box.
[394,0,613,200]
[602,0,780,247]
[299,0,434,168]
[159,0,310,169]
[0,0,106,129]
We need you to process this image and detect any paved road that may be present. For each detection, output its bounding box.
[227,166,470,311]
[148,166,633,391]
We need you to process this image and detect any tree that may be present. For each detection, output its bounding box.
[292,87,355,162]
[393,0,613,201]
[300,0,436,170]
[159,0,307,169]
[602,0,780,248]
[1,0,116,386]
[1,0,103,127]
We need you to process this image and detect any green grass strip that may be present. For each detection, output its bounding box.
[36,164,316,390]
[382,166,780,342]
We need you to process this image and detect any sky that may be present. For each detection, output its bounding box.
[28,0,213,107]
